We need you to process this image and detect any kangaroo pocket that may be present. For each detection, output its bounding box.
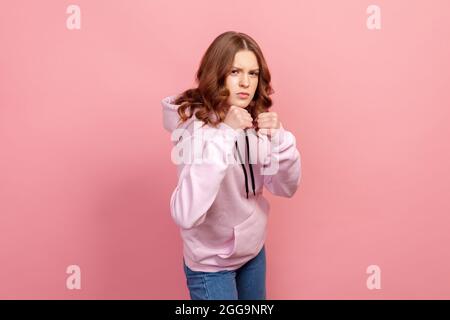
[217,207,268,260]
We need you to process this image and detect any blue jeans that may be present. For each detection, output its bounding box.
[183,245,266,300]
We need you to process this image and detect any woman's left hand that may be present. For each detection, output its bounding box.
[256,111,281,137]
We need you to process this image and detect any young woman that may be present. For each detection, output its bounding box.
[162,31,301,300]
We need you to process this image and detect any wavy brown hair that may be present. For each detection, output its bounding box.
[174,31,274,129]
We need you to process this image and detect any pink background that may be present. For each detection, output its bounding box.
[1,0,450,299]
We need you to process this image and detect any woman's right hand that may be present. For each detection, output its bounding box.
[223,105,254,130]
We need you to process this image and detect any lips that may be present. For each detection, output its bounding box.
[237,92,249,98]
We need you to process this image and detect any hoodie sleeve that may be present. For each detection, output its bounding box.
[170,122,239,229]
[261,125,302,198]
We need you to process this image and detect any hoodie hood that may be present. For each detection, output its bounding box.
[162,94,183,133]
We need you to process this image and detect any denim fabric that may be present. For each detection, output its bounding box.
[183,245,266,300]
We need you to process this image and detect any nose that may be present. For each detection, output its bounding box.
[239,74,250,88]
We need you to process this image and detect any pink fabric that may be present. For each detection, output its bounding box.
[162,95,301,271]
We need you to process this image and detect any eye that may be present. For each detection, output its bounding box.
[250,72,259,77]
[231,70,239,75]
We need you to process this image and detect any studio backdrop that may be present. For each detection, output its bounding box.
[1,0,449,299]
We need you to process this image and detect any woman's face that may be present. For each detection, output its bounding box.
[225,50,259,108]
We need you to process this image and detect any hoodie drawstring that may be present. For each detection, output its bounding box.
[235,130,256,199]
[246,132,256,197]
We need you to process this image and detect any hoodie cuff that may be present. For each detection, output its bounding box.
[216,122,241,158]
[218,122,240,141]
[269,123,286,149]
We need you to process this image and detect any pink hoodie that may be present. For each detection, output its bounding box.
[162,94,302,272]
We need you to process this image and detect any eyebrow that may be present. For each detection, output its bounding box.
[232,66,260,72]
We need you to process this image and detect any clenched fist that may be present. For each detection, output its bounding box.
[256,111,281,137]
[223,105,254,130]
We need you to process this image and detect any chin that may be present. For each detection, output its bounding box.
[229,99,249,108]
